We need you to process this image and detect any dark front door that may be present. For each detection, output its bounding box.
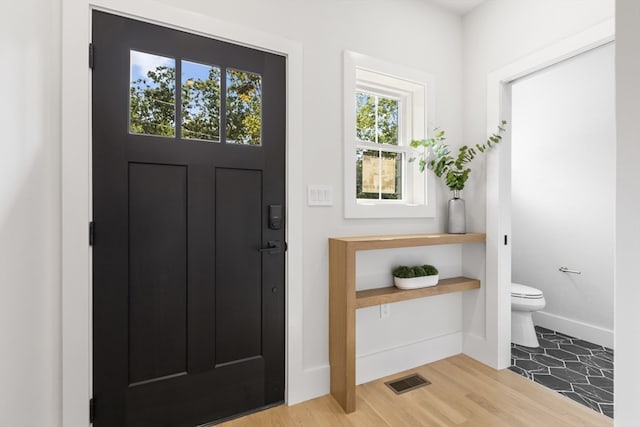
[91,11,286,426]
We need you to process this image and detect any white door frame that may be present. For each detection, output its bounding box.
[485,19,615,369]
[61,1,304,425]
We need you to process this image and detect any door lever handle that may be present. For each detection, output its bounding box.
[259,240,286,254]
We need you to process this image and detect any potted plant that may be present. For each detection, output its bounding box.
[392,264,439,290]
[409,121,507,234]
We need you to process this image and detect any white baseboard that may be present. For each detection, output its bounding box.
[533,310,613,349]
[288,364,330,406]
[288,332,463,405]
[356,332,462,385]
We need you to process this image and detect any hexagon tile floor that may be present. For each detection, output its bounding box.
[510,326,614,418]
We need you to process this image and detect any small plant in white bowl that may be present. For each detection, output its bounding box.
[392,265,439,290]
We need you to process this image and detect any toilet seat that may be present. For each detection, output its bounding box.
[511,282,544,299]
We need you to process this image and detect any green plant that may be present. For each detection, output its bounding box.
[392,264,439,278]
[409,121,507,191]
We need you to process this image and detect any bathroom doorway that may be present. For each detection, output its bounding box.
[507,42,615,418]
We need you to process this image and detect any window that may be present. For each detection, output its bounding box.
[128,50,262,145]
[344,51,435,218]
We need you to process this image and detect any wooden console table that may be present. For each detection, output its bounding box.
[328,233,486,413]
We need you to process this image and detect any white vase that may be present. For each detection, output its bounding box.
[393,274,439,290]
[448,189,466,234]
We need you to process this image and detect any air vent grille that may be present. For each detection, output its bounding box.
[385,373,431,395]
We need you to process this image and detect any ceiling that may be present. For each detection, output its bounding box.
[428,0,486,15]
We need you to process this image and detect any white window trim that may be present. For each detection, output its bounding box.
[343,50,436,218]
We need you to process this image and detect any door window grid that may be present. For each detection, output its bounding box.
[129,51,262,146]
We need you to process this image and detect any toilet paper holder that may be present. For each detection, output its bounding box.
[559,266,581,274]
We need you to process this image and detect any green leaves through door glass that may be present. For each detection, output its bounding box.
[181,60,221,142]
[130,50,176,137]
[226,69,262,145]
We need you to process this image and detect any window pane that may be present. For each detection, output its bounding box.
[356,149,379,199]
[130,50,176,137]
[226,69,262,145]
[356,92,376,142]
[356,149,403,200]
[355,92,398,145]
[377,97,398,145]
[380,151,402,199]
[181,60,221,142]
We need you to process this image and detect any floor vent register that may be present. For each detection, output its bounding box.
[385,374,431,395]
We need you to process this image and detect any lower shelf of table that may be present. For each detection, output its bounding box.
[355,276,480,309]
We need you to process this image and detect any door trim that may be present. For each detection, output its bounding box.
[480,19,614,370]
[61,2,303,425]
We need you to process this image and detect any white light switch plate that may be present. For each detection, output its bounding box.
[307,185,333,206]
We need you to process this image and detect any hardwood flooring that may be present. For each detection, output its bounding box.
[219,354,612,426]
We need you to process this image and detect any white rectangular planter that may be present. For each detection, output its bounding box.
[393,274,439,290]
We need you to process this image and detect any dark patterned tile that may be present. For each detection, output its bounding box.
[592,350,613,362]
[579,355,614,370]
[532,354,565,368]
[514,344,545,354]
[508,365,530,379]
[546,349,579,361]
[548,367,588,384]
[600,403,614,418]
[538,338,560,349]
[564,361,602,377]
[573,384,614,403]
[512,347,533,360]
[533,374,572,392]
[582,395,605,412]
[515,360,548,374]
[512,328,614,419]
[542,333,573,343]
[558,343,593,356]
[535,326,555,334]
[588,376,614,393]
[571,339,604,351]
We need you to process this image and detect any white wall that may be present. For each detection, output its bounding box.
[511,43,615,347]
[462,0,615,230]
[0,0,62,425]
[155,0,467,396]
[615,0,640,424]
[461,0,614,371]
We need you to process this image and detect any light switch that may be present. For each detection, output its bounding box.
[308,185,333,206]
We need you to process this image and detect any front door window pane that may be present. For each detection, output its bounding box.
[181,60,221,142]
[226,69,262,146]
[129,50,176,137]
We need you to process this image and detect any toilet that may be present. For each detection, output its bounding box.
[511,283,546,347]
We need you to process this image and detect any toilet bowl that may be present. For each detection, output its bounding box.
[511,283,546,347]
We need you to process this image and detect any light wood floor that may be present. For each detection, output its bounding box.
[220,355,612,426]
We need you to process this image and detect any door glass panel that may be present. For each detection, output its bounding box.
[130,50,176,137]
[226,69,262,146]
[181,60,221,142]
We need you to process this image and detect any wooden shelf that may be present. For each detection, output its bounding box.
[328,232,486,414]
[330,232,485,251]
[355,277,480,309]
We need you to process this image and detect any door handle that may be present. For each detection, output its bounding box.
[259,240,287,254]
